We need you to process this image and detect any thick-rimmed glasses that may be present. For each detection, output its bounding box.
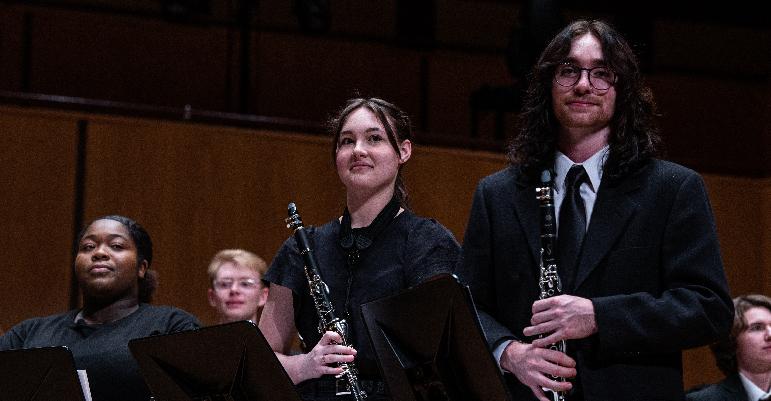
[213,278,259,291]
[554,63,616,91]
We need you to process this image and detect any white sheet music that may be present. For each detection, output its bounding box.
[76,370,93,401]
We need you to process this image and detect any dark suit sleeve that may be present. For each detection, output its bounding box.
[0,323,26,350]
[456,177,516,349]
[592,171,734,354]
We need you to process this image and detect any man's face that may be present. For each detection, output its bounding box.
[736,306,771,374]
[207,262,267,323]
[551,33,617,141]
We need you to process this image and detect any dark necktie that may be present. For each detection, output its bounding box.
[558,164,588,293]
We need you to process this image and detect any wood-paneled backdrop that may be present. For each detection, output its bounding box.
[1,104,769,389]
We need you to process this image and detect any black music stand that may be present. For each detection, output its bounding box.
[128,320,301,401]
[361,274,511,401]
[0,346,87,401]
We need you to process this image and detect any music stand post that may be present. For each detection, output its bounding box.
[361,274,511,401]
[0,346,87,401]
[128,320,301,401]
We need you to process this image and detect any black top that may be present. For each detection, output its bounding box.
[265,209,460,378]
[0,303,200,401]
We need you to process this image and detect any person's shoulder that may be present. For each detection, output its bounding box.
[684,384,727,401]
[311,217,341,237]
[684,375,741,401]
[619,158,704,193]
[11,310,75,329]
[650,159,698,176]
[479,165,522,187]
[138,304,199,326]
[400,211,455,239]
[0,311,76,350]
[643,158,701,181]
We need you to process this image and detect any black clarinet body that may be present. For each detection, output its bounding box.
[285,202,367,401]
[535,170,567,401]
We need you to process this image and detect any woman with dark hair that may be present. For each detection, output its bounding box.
[259,97,460,400]
[456,19,732,401]
[0,215,200,401]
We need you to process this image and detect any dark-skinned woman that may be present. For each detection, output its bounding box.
[0,215,200,401]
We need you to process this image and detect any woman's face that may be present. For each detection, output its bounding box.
[75,219,147,301]
[335,107,411,197]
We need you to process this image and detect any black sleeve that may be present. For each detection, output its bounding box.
[263,235,307,296]
[592,171,734,354]
[455,178,517,349]
[0,321,28,351]
[403,218,461,287]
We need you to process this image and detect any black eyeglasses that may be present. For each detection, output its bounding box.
[554,63,616,91]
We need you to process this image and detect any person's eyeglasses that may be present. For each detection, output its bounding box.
[554,63,616,91]
[213,279,259,291]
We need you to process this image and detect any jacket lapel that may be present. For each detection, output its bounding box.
[511,171,541,271]
[722,374,747,400]
[573,169,644,291]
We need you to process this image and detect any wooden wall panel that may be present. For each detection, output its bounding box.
[0,106,79,330]
[27,8,235,110]
[428,50,514,140]
[79,115,506,325]
[682,176,771,388]
[649,74,767,176]
[252,32,424,126]
[0,5,25,92]
[81,117,343,325]
[406,146,506,238]
[2,106,770,390]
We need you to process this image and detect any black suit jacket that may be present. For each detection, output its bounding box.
[686,375,749,401]
[457,159,734,401]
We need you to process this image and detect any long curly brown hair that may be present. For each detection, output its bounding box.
[508,19,661,182]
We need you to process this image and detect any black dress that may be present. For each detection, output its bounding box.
[265,209,460,400]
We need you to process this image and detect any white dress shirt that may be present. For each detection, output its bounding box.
[740,372,771,401]
[493,146,609,371]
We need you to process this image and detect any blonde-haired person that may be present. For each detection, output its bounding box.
[207,249,269,324]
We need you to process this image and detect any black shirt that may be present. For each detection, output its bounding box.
[0,303,200,401]
[265,210,460,378]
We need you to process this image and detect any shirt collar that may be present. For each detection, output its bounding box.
[554,145,608,194]
[739,372,771,401]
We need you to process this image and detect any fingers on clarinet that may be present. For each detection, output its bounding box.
[327,366,345,375]
[330,344,357,355]
[531,333,559,348]
[325,331,343,343]
[550,351,576,368]
[542,377,572,393]
[528,385,551,401]
[543,362,576,379]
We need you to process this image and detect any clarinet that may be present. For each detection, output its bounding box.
[285,203,367,401]
[535,170,567,401]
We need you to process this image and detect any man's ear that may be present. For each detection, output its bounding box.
[207,288,217,307]
[257,286,269,308]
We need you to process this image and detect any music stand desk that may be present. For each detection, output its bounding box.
[361,274,511,401]
[0,346,87,401]
[129,320,301,401]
